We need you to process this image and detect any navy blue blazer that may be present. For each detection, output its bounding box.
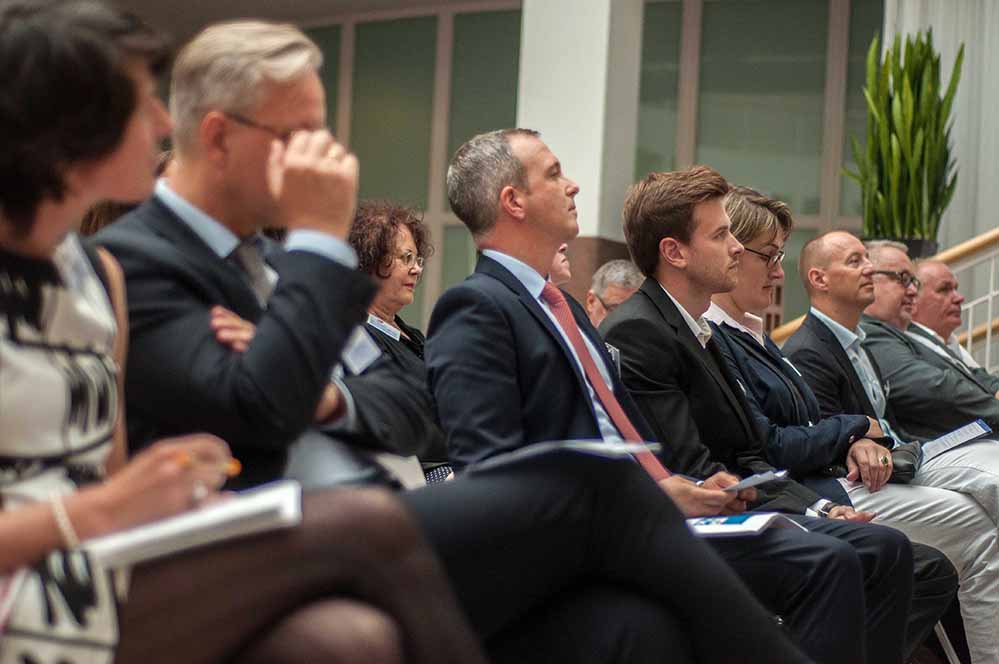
[425,254,654,471]
[783,312,912,441]
[711,321,870,505]
[96,197,376,487]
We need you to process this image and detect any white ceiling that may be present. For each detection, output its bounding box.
[119,0,510,41]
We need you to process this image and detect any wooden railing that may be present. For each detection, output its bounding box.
[958,317,999,347]
[771,227,999,347]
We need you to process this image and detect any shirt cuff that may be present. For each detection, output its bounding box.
[286,230,358,268]
[320,376,358,433]
[806,499,833,517]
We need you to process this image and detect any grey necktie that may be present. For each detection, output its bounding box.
[231,238,275,307]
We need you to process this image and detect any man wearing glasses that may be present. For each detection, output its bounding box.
[585,259,643,328]
[97,20,430,488]
[787,234,999,566]
[860,240,999,437]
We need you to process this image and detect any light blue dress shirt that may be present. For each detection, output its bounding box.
[810,307,902,443]
[482,249,622,442]
[154,179,358,267]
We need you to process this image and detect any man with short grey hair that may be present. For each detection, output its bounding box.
[586,259,642,327]
[860,242,999,436]
[97,21,402,487]
[912,260,999,386]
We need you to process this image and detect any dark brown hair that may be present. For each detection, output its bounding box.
[349,200,434,278]
[622,165,730,277]
[0,0,169,235]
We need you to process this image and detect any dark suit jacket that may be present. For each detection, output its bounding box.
[425,254,654,471]
[361,316,448,464]
[96,197,376,487]
[782,312,914,440]
[711,321,870,505]
[860,315,999,438]
[600,279,822,514]
[906,324,999,393]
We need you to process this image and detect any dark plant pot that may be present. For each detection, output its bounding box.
[863,237,939,259]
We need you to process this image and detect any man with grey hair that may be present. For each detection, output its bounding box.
[586,259,642,327]
[912,260,999,385]
[860,240,999,436]
[97,20,405,488]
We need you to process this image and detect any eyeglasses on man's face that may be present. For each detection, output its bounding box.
[743,247,786,268]
[225,112,297,143]
[873,269,921,289]
[396,251,425,270]
[593,292,621,314]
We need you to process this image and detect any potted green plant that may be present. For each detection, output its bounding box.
[845,30,964,257]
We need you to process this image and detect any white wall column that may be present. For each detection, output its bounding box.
[516,0,644,297]
[884,0,999,251]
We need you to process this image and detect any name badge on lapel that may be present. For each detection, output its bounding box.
[342,325,383,375]
[366,313,401,341]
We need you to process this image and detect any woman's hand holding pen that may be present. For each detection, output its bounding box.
[82,434,239,537]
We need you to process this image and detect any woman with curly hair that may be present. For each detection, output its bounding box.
[348,201,450,479]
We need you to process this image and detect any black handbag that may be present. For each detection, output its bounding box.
[887,440,923,484]
[817,438,922,485]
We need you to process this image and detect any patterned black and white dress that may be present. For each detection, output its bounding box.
[0,233,121,663]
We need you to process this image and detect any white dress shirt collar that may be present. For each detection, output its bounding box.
[705,302,765,347]
[910,321,944,343]
[657,281,712,348]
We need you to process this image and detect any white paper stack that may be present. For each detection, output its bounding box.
[83,480,302,568]
[687,513,807,538]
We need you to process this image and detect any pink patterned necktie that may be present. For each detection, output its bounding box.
[540,282,671,481]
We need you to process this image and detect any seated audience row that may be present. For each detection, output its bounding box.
[0,3,819,663]
[702,191,997,663]
[8,2,999,663]
[427,131,954,664]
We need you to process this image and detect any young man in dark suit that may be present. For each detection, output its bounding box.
[429,130,918,664]
[600,167,954,663]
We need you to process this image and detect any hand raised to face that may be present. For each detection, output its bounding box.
[267,130,359,239]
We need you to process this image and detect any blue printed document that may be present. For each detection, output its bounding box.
[687,513,807,538]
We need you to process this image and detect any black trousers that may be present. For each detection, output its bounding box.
[403,453,821,664]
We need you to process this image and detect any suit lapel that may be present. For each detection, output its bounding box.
[642,281,756,440]
[724,324,811,424]
[764,335,822,423]
[907,323,980,379]
[805,314,877,418]
[141,198,262,317]
[475,256,595,407]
